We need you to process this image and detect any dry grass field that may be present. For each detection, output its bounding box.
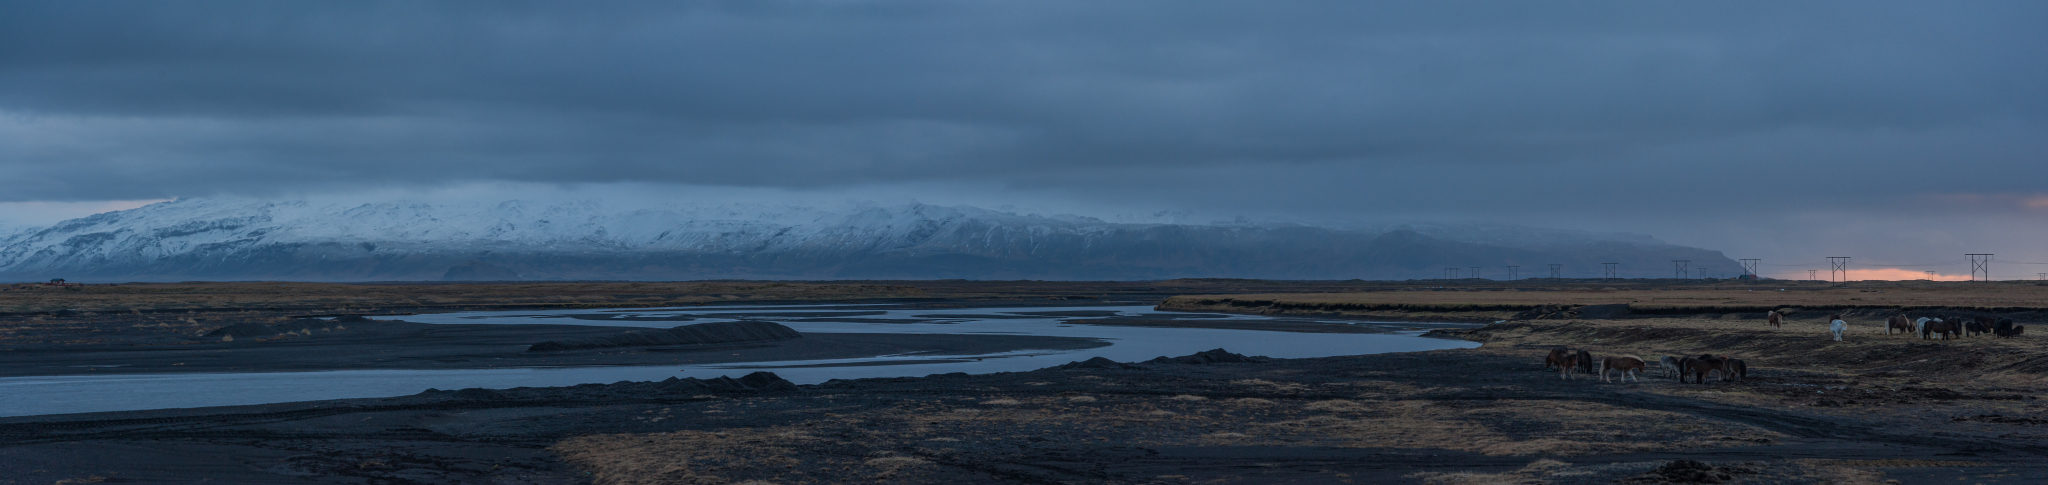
[1160,280,2048,321]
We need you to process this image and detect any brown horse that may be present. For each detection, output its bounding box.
[1575,350,1596,375]
[1994,318,2021,338]
[1923,318,1959,341]
[1679,355,1728,384]
[1600,355,1646,383]
[1767,311,1782,329]
[1964,316,1995,337]
[1545,348,1572,371]
[1886,315,1913,335]
[1558,351,1582,380]
[1720,357,1747,382]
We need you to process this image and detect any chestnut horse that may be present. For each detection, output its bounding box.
[1600,355,1646,383]
[1964,317,1995,337]
[1886,315,1912,335]
[1545,348,1572,371]
[1922,318,1959,341]
[1557,351,1583,380]
[1721,357,1747,382]
[1678,355,1727,384]
[1767,310,1782,329]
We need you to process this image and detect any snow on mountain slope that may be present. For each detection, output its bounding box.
[0,198,1739,282]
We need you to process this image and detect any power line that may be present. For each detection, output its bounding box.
[1827,257,1850,283]
[1967,254,1993,281]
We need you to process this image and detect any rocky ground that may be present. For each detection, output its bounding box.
[3,337,2042,484]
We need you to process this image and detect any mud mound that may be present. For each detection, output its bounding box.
[1146,348,1269,364]
[526,321,800,352]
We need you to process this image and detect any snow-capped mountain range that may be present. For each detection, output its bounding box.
[0,198,1740,281]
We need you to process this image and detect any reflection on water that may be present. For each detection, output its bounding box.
[0,304,1476,418]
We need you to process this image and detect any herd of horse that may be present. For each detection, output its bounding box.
[1543,311,2027,384]
[1545,348,1744,384]
[1770,310,2027,341]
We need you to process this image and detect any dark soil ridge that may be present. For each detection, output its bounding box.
[1164,298,2048,323]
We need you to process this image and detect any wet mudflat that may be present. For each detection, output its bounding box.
[1,346,2039,484]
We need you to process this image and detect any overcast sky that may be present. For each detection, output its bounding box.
[2,1,2045,278]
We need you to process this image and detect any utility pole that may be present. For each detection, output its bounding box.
[2038,273,2044,281]
[1507,266,1519,281]
[1444,267,1458,281]
[1967,254,1993,281]
[1549,264,1561,279]
[1827,257,1850,283]
[1602,263,1618,280]
[1672,260,1690,279]
[1469,267,1481,280]
[1739,259,1760,278]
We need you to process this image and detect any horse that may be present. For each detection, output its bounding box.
[1600,355,1646,383]
[1886,315,1913,335]
[1993,318,2021,338]
[1658,356,1683,379]
[1914,317,1932,334]
[1575,350,1596,375]
[1679,355,1728,384]
[1922,318,1958,341]
[1767,310,1782,329]
[1830,318,1848,341]
[1545,348,1572,371]
[1964,317,1995,337]
[1557,351,1582,380]
[1721,358,1747,382]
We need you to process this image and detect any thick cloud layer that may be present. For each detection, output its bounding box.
[2,1,2045,275]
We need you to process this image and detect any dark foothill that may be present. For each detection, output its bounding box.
[1057,356,1137,370]
[526,320,801,352]
[1145,348,1269,364]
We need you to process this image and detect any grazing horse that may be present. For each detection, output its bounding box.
[1679,355,1728,384]
[1886,315,1913,335]
[1545,348,1572,371]
[1600,355,1646,383]
[1658,356,1683,379]
[1575,350,1596,375]
[1923,318,1959,341]
[1721,358,1747,382]
[1557,351,1583,380]
[1830,319,1848,341]
[1964,317,1995,337]
[1767,311,1782,329]
[1914,317,1933,334]
[1994,318,2018,338]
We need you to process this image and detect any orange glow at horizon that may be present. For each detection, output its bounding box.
[1771,268,1972,281]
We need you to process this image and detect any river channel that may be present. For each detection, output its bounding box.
[0,303,1478,417]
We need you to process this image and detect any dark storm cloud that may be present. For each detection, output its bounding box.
[1,0,2045,224]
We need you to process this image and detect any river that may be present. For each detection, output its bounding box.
[0,303,1477,417]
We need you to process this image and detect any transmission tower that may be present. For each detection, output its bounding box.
[1444,267,1458,281]
[1739,259,1760,277]
[1507,265,1519,280]
[1827,257,1849,283]
[1548,264,1561,279]
[1672,260,1690,279]
[1967,254,1993,281]
[1602,263,1618,280]
[1808,269,1818,280]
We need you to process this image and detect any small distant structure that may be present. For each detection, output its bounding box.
[42,278,79,287]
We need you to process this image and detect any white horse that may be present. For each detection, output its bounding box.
[1830,319,1848,341]
[1914,317,1932,334]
